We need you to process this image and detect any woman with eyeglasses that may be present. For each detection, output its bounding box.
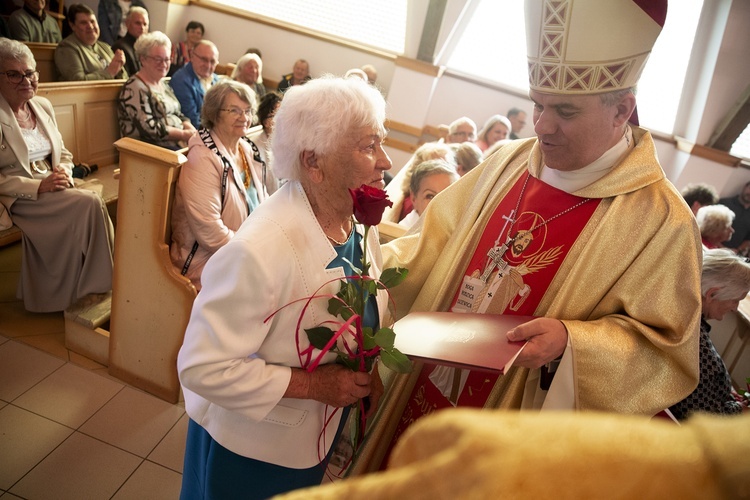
[117,31,195,151]
[0,39,114,312]
[169,79,267,290]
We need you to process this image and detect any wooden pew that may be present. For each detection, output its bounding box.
[26,42,58,83]
[108,138,197,403]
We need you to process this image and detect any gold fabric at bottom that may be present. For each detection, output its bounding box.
[275,410,750,500]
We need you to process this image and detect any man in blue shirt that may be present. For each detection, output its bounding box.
[170,40,220,128]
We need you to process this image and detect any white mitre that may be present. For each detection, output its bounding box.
[525,0,667,94]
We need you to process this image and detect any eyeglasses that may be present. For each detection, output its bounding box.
[144,55,170,65]
[450,130,476,141]
[2,70,39,84]
[193,53,218,66]
[220,107,254,118]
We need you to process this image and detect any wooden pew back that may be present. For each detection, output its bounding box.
[109,138,197,403]
[37,80,122,169]
[26,42,58,83]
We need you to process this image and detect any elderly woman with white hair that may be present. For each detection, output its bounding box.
[474,114,511,152]
[669,248,749,419]
[697,204,735,249]
[117,31,195,150]
[231,52,266,100]
[177,76,390,498]
[169,79,264,290]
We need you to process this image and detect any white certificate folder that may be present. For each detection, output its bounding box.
[393,312,532,373]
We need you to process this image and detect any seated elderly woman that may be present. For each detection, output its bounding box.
[399,159,459,229]
[382,141,456,223]
[177,76,389,498]
[0,39,114,312]
[118,31,196,150]
[474,114,511,152]
[452,141,483,176]
[231,52,266,101]
[170,80,267,290]
[696,204,735,249]
[669,248,749,419]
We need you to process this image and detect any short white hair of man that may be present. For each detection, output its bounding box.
[272,75,386,181]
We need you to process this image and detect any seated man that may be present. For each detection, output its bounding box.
[169,40,219,128]
[54,3,127,81]
[97,0,147,46]
[8,0,62,43]
[277,58,311,93]
[445,116,477,144]
[111,6,148,77]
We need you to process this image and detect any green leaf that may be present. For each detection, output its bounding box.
[337,355,359,371]
[362,326,377,349]
[380,348,413,373]
[373,327,395,349]
[328,297,346,317]
[365,279,378,296]
[378,267,409,289]
[306,326,336,350]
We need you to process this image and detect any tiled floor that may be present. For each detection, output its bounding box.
[0,241,186,500]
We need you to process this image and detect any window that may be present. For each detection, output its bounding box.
[730,124,750,160]
[206,0,407,54]
[444,0,705,135]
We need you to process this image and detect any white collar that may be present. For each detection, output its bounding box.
[540,125,634,193]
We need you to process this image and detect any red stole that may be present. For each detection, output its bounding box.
[382,172,601,466]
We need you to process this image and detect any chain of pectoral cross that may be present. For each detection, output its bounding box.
[480,172,592,283]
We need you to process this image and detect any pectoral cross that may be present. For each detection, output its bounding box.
[479,209,515,283]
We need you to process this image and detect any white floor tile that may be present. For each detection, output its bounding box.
[112,460,183,500]
[9,432,142,500]
[0,405,73,490]
[149,413,189,473]
[79,386,185,458]
[0,341,65,402]
[13,362,124,428]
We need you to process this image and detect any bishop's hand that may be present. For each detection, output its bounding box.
[506,318,567,369]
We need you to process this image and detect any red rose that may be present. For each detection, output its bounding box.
[349,185,393,226]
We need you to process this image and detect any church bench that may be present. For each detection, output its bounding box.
[26,42,58,83]
[108,137,197,403]
[107,125,264,402]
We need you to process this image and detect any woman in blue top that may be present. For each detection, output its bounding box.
[177,76,391,499]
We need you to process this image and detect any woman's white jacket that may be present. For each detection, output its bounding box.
[178,180,387,468]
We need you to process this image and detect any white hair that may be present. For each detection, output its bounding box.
[271,76,386,181]
[702,248,750,300]
[231,53,263,82]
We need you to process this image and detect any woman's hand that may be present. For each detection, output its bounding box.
[288,364,372,407]
[38,166,72,194]
[309,364,372,407]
